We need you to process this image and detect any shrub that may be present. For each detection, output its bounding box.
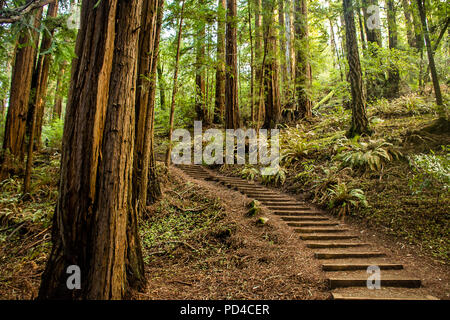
[327,183,369,219]
[41,118,64,150]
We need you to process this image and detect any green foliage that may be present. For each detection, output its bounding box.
[408,146,450,195]
[41,118,64,150]
[261,165,286,186]
[326,182,369,218]
[371,94,436,117]
[280,128,320,167]
[335,138,402,172]
[240,165,259,181]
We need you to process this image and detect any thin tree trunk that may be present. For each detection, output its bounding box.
[165,0,185,167]
[343,0,371,137]
[225,0,240,129]
[278,0,288,103]
[386,0,400,98]
[157,63,166,110]
[416,0,444,114]
[254,0,263,125]
[356,0,366,51]
[53,61,67,120]
[248,0,255,123]
[39,0,143,299]
[30,1,59,150]
[401,0,416,48]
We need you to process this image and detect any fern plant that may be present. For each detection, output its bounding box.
[261,165,286,186]
[336,138,402,171]
[240,165,259,181]
[327,183,369,219]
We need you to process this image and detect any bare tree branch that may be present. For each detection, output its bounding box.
[0,0,54,24]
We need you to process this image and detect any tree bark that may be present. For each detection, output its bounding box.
[195,0,207,123]
[157,63,166,110]
[386,0,400,98]
[27,1,59,151]
[165,0,185,167]
[401,0,416,48]
[225,0,240,129]
[278,0,288,103]
[416,0,444,115]
[294,0,312,119]
[254,0,263,126]
[39,0,143,299]
[343,0,371,137]
[53,61,67,120]
[214,0,227,124]
[1,8,42,178]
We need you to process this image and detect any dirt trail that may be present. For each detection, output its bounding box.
[177,164,449,300]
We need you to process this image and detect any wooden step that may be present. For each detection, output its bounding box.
[315,251,386,259]
[332,293,437,300]
[287,221,339,227]
[323,263,403,271]
[299,234,359,241]
[329,277,421,289]
[294,227,349,234]
[274,211,321,216]
[281,216,329,221]
[306,242,368,248]
[267,205,311,210]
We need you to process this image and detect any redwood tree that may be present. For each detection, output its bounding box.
[214,0,226,124]
[225,0,240,129]
[343,0,371,137]
[1,8,42,178]
[294,0,312,119]
[262,0,281,129]
[39,0,144,299]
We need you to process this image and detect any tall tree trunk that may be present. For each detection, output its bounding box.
[401,0,416,48]
[214,0,227,124]
[294,0,312,119]
[386,0,400,98]
[165,0,185,167]
[416,0,444,116]
[254,0,263,126]
[261,0,281,129]
[23,1,59,194]
[53,61,67,120]
[39,0,143,299]
[133,0,158,213]
[410,0,424,51]
[145,0,164,204]
[278,0,288,103]
[1,8,42,178]
[361,0,382,46]
[343,0,371,137]
[195,0,207,123]
[225,0,240,129]
[248,0,255,123]
[356,0,366,51]
[29,1,59,150]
